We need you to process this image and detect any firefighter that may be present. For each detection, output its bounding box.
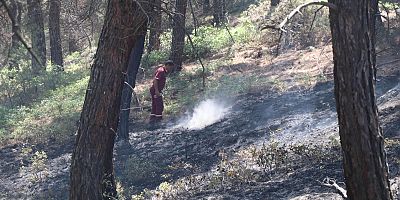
[149,60,175,122]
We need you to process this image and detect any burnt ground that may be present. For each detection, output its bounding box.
[0,53,399,199]
[113,74,399,199]
[114,81,344,199]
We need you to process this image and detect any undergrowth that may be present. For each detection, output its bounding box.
[0,51,92,144]
[129,141,342,199]
[141,21,256,70]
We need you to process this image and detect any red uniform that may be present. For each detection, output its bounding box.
[150,66,167,120]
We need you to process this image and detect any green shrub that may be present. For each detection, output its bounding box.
[141,50,169,69]
[0,51,91,143]
[8,76,88,141]
[184,23,256,59]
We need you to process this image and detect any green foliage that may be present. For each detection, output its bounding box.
[5,77,88,142]
[0,51,89,108]
[141,50,169,69]
[141,21,256,70]
[185,23,256,59]
[380,1,400,10]
[161,70,205,115]
[141,32,172,69]
[0,51,91,143]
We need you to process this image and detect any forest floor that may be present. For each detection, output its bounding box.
[0,45,399,199]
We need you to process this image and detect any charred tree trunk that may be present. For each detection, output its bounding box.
[27,0,46,73]
[170,0,187,71]
[148,0,162,53]
[213,0,225,26]
[69,0,148,199]
[49,0,64,70]
[328,1,393,199]
[118,35,146,140]
[7,0,23,70]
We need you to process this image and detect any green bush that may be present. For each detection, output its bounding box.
[0,51,91,143]
[184,23,256,59]
[141,50,169,69]
[141,21,256,70]
[0,51,90,108]
[7,76,88,141]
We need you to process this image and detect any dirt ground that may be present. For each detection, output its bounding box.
[0,47,399,199]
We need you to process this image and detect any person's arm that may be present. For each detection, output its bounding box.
[153,78,161,97]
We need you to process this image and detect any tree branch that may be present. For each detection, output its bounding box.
[0,0,43,67]
[320,177,347,199]
[309,6,324,31]
[377,58,400,67]
[261,0,337,32]
[261,0,336,57]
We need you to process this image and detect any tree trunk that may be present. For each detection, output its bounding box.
[170,0,187,71]
[118,35,146,140]
[271,0,280,7]
[49,0,64,70]
[69,0,148,199]
[68,30,80,54]
[148,0,162,53]
[7,0,23,70]
[213,0,225,26]
[27,0,46,73]
[203,0,210,15]
[328,1,393,199]
[189,0,198,36]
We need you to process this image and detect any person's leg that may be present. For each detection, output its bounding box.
[154,96,163,121]
[150,89,156,122]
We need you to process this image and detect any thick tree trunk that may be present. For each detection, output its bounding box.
[328,1,393,199]
[118,35,146,140]
[170,0,187,71]
[27,0,46,73]
[69,0,148,199]
[7,0,23,70]
[148,0,162,53]
[49,0,64,70]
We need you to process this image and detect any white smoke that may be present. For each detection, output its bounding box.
[175,99,231,130]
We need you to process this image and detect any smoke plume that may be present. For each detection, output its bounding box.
[175,99,231,130]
